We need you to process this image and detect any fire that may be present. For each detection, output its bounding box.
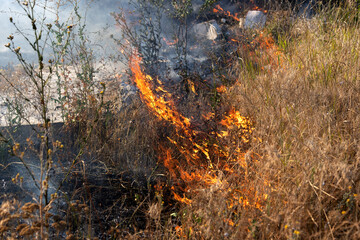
[173,192,192,205]
[213,5,240,22]
[163,37,178,46]
[129,52,270,221]
[216,85,227,93]
[250,0,268,13]
[252,6,268,13]
[251,32,284,69]
[130,54,192,136]
[253,33,276,50]
[231,31,284,72]
[220,108,253,130]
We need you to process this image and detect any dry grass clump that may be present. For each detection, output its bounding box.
[0,197,95,239]
[0,200,43,239]
[74,96,161,173]
[223,6,360,240]
[156,5,360,240]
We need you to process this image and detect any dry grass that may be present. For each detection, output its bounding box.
[2,2,360,239]
[62,4,360,239]
[169,5,360,240]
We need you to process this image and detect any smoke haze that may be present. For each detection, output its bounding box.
[0,0,129,67]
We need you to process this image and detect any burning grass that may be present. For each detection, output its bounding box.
[129,49,272,238]
[220,6,360,240]
[126,4,360,239]
[2,2,360,239]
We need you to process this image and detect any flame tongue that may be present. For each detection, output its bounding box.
[213,4,240,21]
[130,54,191,136]
[129,52,267,210]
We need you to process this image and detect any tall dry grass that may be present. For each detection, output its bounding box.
[164,4,360,240]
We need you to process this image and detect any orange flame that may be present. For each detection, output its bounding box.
[130,53,192,136]
[173,192,192,205]
[216,85,227,93]
[213,5,240,21]
[250,0,268,13]
[163,37,178,46]
[232,32,284,72]
[129,52,270,214]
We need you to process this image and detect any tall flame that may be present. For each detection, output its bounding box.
[130,54,192,136]
[129,52,269,212]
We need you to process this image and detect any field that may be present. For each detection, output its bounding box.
[1,1,360,239]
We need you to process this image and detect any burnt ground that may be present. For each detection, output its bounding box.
[0,123,176,237]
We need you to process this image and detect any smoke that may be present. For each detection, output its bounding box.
[0,0,129,67]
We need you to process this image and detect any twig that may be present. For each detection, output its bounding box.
[308,180,337,200]
[308,180,335,240]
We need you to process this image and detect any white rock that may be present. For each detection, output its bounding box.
[192,20,220,40]
[244,11,266,29]
[239,18,245,28]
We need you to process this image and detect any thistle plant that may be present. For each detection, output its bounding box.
[0,0,103,238]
